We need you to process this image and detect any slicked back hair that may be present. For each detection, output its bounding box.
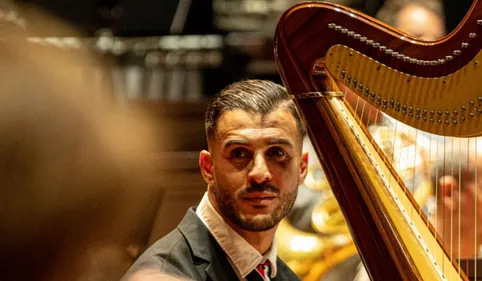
[204,80,306,142]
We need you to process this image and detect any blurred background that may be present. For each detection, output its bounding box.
[0,0,477,280]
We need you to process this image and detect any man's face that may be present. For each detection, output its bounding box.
[200,107,308,232]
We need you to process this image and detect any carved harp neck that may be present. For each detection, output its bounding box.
[275,1,482,281]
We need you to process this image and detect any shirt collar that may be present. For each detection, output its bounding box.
[196,192,278,278]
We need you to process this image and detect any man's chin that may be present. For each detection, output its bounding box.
[236,213,278,232]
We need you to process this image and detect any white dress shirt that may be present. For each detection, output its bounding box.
[196,192,278,281]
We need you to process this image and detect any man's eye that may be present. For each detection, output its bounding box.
[231,149,248,158]
[267,148,286,158]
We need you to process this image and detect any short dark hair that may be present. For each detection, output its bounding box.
[204,79,306,140]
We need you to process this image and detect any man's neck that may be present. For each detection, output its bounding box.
[228,220,277,254]
[437,217,478,258]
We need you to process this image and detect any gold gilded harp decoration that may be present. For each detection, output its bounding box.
[274,1,482,280]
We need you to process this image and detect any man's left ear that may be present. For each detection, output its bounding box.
[299,152,309,183]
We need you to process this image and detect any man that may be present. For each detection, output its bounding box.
[123,79,309,281]
[429,140,482,259]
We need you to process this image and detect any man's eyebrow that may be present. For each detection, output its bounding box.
[223,139,250,149]
[267,138,293,147]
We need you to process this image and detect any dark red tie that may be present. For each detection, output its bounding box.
[247,261,270,281]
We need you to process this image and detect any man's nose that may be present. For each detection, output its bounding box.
[248,154,273,184]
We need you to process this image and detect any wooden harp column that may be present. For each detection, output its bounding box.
[274,1,482,280]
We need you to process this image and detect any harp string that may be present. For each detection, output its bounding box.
[330,48,477,277]
[475,140,478,280]
[343,86,482,278]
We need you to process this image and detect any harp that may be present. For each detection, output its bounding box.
[274,1,482,280]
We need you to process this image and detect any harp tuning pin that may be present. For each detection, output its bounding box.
[437,119,442,124]
[385,49,393,54]
[360,36,367,42]
[366,39,374,44]
[423,117,427,121]
[430,110,435,115]
[445,120,450,125]
[409,112,414,117]
[335,25,342,31]
[347,31,355,37]
[429,118,434,123]
[470,100,475,105]
[461,116,466,121]
[445,110,450,115]
[470,112,475,117]
[453,120,458,124]
[437,111,443,115]
[470,33,477,38]
[408,106,413,112]
[461,105,466,110]
[373,42,380,48]
[390,100,395,105]
[379,46,386,51]
[446,55,454,61]
[328,23,336,29]
[415,108,421,113]
[354,34,361,39]
[402,105,407,110]
[478,109,482,114]
[438,59,445,64]
[416,114,421,119]
[454,50,462,56]
[453,110,458,115]
[477,19,482,25]
[462,42,469,48]
[478,96,482,102]
[341,28,348,34]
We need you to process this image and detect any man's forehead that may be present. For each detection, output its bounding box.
[215,108,298,137]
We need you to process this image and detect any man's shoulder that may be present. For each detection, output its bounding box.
[276,257,301,281]
[123,228,199,280]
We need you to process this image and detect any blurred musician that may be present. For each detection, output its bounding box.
[0,10,161,281]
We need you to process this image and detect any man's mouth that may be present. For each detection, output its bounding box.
[241,192,277,204]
